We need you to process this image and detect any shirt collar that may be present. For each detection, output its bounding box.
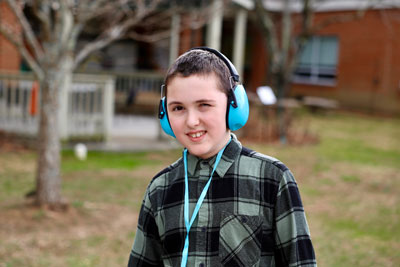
[186,133,242,177]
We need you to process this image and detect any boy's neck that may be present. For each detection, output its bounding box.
[192,132,232,160]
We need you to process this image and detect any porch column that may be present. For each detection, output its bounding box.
[233,8,248,79]
[169,13,181,65]
[206,0,223,50]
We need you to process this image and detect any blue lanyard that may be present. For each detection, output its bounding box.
[181,140,231,267]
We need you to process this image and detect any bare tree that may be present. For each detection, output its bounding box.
[0,0,175,208]
[253,0,376,143]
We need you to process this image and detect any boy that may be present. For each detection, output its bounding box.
[128,48,316,267]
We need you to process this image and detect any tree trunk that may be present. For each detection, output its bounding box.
[272,71,289,144]
[35,74,63,208]
[34,53,75,208]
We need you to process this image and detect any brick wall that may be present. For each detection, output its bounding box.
[289,9,400,114]
[0,2,21,71]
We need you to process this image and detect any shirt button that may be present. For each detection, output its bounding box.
[199,263,205,267]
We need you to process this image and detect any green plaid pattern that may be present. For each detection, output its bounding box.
[128,134,316,267]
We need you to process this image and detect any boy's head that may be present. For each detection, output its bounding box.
[164,49,231,97]
[158,47,249,158]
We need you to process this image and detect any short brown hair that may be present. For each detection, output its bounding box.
[164,49,231,96]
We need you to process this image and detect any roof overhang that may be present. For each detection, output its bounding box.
[233,0,400,12]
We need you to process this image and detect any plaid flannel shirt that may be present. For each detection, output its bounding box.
[128,134,316,267]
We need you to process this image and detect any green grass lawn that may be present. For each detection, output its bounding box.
[0,111,399,266]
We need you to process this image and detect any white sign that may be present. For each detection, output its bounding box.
[256,86,277,105]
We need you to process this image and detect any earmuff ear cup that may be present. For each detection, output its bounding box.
[158,97,176,137]
[227,84,249,131]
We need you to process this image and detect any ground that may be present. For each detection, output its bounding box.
[0,202,137,266]
[1,111,399,266]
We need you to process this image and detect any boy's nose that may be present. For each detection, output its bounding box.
[186,110,200,127]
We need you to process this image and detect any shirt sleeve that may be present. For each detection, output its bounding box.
[128,187,163,267]
[273,169,317,267]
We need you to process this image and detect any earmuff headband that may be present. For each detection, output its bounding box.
[190,47,240,83]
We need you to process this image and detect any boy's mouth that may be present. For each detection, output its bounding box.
[188,131,206,138]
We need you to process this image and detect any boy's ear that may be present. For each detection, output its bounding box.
[158,97,176,138]
[226,85,249,131]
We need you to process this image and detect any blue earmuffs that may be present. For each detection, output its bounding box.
[158,96,175,137]
[158,47,249,137]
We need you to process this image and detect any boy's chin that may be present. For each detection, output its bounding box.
[187,147,214,159]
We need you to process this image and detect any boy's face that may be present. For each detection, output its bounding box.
[167,73,231,159]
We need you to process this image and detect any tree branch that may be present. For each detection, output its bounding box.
[312,0,376,33]
[313,10,365,33]
[31,0,52,41]
[281,0,291,67]
[56,0,75,57]
[5,0,45,61]
[74,22,129,68]
[77,0,134,24]
[128,30,171,43]
[301,0,313,37]
[254,0,280,70]
[292,0,314,70]
[74,0,163,69]
[378,8,395,37]
[0,23,44,79]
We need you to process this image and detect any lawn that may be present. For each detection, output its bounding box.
[0,111,399,266]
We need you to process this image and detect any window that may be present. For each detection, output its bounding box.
[293,36,339,86]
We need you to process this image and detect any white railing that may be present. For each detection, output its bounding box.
[83,71,164,110]
[0,72,114,141]
[113,71,164,94]
[0,73,38,136]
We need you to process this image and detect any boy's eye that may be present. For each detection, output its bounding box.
[172,105,184,111]
[200,103,211,107]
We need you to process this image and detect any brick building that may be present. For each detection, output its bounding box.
[173,1,400,115]
[0,2,21,71]
[1,0,399,114]
[288,7,400,115]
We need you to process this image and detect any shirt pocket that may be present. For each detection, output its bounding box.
[219,212,263,267]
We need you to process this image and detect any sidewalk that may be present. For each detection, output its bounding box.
[86,115,181,152]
